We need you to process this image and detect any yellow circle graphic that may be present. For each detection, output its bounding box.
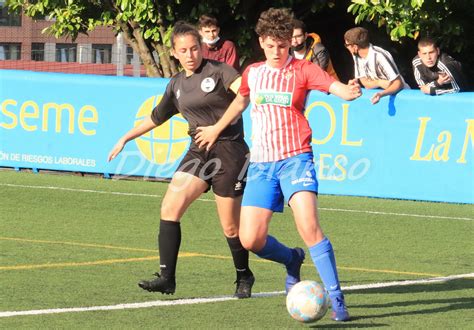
[135,95,190,165]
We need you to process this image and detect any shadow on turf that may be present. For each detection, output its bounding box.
[350,278,473,296]
[344,279,474,322]
[308,322,388,328]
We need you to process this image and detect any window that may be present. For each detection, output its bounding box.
[56,43,76,62]
[92,44,112,64]
[126,46,134,64]
[0,1,21,26]
[0,43,21,60]
[31,43,44,61]
[126,46,142,64]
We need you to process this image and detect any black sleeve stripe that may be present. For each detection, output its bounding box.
[373,47,400,76]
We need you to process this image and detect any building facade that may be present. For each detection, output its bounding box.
[0,3,145,76]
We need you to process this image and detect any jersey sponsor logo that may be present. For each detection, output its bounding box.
[201,77,216,93]
[291,170,315,186]
[291,177,315,186]
[255,91,292,107]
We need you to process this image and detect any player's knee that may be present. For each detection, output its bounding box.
[239,235,264,252]
[160,199,181,219]
[222,226,238,237]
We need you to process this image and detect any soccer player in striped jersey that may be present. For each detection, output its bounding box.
[344,27,409,104]
[196,8,361,322]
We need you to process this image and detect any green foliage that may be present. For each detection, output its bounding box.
[347,0,473,53]
[5,0,338,76]
[5,0,473,77]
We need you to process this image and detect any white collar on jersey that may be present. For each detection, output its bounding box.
[265,55,293,70]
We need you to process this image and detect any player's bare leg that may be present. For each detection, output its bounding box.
[239,206,305,294]
[290,191,350,321]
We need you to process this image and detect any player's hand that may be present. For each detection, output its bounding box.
[348,79,362,98]
[195,126,219,150]
[108,139,126,162]
[348,78,359,85]
[370,92,383,104]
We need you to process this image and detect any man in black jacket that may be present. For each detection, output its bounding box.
[412,37,469,95]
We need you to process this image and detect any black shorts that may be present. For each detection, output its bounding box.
[176,139,249,197]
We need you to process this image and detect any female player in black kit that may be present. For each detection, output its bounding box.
[108,22,254,298]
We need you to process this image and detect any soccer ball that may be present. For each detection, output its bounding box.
[286,280,329,323]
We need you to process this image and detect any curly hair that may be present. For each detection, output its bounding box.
[255,8,294,41]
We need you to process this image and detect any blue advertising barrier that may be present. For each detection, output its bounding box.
[1,70,473,203]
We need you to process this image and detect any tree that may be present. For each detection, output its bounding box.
[5,0,332,77]
[6,0,180,77]
[348,0,474,53]
[6,1,473,80]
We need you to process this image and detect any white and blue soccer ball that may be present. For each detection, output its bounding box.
[286,280,329,323]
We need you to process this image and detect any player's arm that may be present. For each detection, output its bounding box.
[108,84,177,161]
[229,77,242,94]
[108,116,157,161]
[195,92,250,150]
[328,80,362,101]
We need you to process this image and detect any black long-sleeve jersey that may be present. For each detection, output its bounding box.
[412,53,469,95]
[151,59,243,141]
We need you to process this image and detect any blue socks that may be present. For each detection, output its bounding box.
[309,237,342,297]
[255,235,293,266]
[255,235,343,298]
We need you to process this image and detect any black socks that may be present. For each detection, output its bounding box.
[226,236,252,278]
[158,222,252,281]
[158,219,181,279]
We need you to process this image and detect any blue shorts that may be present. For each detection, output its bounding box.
[242,152,318,212]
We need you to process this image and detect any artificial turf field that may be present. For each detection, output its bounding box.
[0,169,473,328]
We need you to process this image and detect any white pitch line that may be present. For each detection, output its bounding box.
[318,207,474,221]
[0,183,161,198]
[1,273,472,318]
[1,183,473,221]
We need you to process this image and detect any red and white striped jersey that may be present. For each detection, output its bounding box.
[240,56,335,162]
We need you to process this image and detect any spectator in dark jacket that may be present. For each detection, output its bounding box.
[290,19,339,80]
[412,36,469,95]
